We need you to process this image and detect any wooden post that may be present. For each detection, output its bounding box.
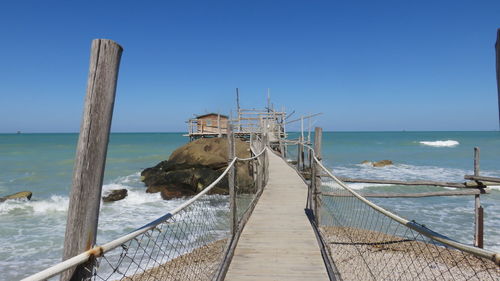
[301,116,304,141]
[297,136,304,171]
[217,113,221,137]
[62,39,122,281]
[278,138,284,157]
[313,127,323,225]
[495,29,500,130]
[228,125,237,235]
[309,147,315,210]
[474,147,480,176]
[308,117,312,144]
[473,147,484,248]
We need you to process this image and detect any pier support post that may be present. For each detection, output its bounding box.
[473,147,484,248]
[495,29,500,130]
[313,127,323,225]
[309,149,315,210]
[62,39,122,281]
[228,125,237,235]
[297,136,304,171]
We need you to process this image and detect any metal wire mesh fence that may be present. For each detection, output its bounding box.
[315,164,500,281]
[83,194,230,281]
[23,138,269,281]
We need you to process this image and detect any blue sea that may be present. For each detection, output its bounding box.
[0,132,499,280]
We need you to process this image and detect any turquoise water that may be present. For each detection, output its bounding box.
[1,132,499,280]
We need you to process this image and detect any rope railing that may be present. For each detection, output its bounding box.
[297,140,500,280]
[22,140,269,281]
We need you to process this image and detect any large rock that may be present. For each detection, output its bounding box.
[359,160,393,167]
[372,160,393,167]
[102,189,128,202]
[0,191,32,202]
[141,137,255,199]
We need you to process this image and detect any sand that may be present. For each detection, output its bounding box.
[121,239,228,281]
[320,226,500,281]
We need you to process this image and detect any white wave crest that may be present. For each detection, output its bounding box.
[489,185,500,191]
[323,180,383,190]
[419,140,459,147]
[0,195,69,215]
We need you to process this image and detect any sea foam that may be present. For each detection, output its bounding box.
[419,140,459,147]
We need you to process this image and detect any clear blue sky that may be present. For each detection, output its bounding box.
[1,0,499,132]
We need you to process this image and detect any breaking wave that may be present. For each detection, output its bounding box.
[419,140,459,147]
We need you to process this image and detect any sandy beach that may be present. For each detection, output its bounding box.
[320,226,499,281]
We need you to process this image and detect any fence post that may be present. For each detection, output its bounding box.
[61,39,122,281]
[495,29,500,130]
[228,125,237,235]
[313,127,323,225]
[473,147,484,248]
[309,147,315,210]
[251,133,261,193]
[297,136,304,171]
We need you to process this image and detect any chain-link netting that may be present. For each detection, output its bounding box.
[87,194,230,281]
[318,177,500,281]
[25,138,269,281]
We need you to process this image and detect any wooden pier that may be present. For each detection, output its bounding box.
[225,151,329,281]
[23,38,500,281]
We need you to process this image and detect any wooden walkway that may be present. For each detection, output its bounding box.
[225,151,329,281]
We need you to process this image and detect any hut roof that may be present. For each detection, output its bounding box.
[196,113,228,119]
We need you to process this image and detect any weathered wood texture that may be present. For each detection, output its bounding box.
[62,39,122,281]
[464,175,500,184]
[313,127,322,225]
[496,29,500,129]
[228,125,237,235]
[474,147,480,176]
[297,136,304,170]
[473,147,484,248]
[321,189,489,198]
[216,151,267,281]
[335,177,485,188]
[225,151,328,280]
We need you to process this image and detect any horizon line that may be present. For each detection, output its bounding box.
[1,130,499,134]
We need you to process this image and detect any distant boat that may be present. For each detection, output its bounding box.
[16,131,21,134]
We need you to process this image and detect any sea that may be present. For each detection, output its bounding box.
[0,131,499,280]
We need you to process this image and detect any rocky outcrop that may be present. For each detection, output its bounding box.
[141,137,255,199]
[0,191,32,202]
[373,160,393,167]
[102,189,128,202]
[360,160,393,167]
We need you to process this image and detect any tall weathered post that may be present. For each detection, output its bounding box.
[62,39,122,281]
[496,29,500,130]
[473,147,484,248]
[228,124,237,235]
[309,145,315,210]
[297,136,304,171]
[313,127,323,225]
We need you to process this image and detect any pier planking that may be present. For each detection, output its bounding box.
[225,151,329,281]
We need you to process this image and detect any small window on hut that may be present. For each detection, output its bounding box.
[206,120,212,126]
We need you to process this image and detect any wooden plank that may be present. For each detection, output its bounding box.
[464,175,500,184]
[321,189,489,198]
[335,176,482,188]
[225,152,328,280]
[215,156,265,281]
[62,39,122,281]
